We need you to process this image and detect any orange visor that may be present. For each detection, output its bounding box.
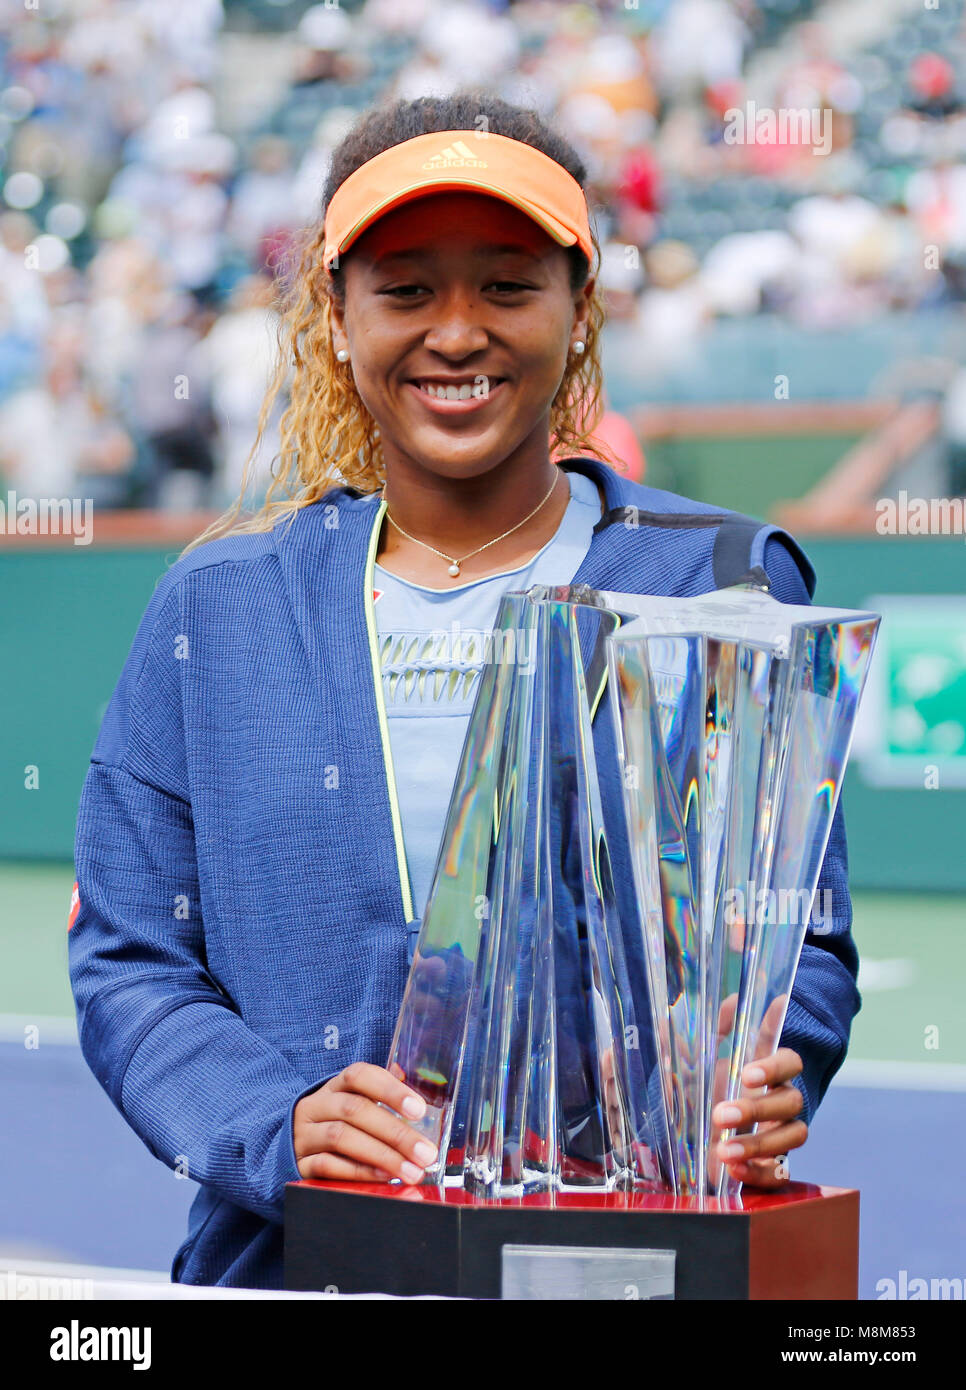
[322,129,594,273]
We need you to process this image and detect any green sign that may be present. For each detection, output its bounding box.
[857,597,966,787]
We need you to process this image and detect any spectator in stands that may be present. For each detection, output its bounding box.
[226,136,298,267]
[191,272,284,508]
[125,291,217,511]
[0,321,134,505]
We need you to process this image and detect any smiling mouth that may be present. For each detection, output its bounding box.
[410,377,506,400]
[404,377,509,418]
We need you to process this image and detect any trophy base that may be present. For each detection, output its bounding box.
[284,1180,858,1300]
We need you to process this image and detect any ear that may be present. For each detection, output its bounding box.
[329,291,349,359]
[572,275,595,344]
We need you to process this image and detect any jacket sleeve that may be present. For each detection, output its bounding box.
[69,574,329,1225]
[760,535,862,1125]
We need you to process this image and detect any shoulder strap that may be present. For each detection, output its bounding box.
[711,512,765,589]
[592,505,726,536]
[591,502,815,598]
[712,511,816,597]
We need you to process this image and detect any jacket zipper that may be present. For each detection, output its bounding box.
[364,498,416,925]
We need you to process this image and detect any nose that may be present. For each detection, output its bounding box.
[421,288,489,359]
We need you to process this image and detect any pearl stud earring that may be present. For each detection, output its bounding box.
[336,349,350,363]
[572,340,585,355]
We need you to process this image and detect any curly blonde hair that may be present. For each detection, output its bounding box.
[183,92,620,557]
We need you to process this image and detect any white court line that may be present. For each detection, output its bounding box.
[0,1014,78,1045]
[0,1257,418,1299]
[833,1059,966,1092]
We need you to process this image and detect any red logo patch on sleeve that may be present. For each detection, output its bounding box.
[68,881,80,931]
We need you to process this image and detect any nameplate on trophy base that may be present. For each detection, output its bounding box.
[500,1243,675,1300]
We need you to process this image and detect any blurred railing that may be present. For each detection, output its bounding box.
[775,399,946,532]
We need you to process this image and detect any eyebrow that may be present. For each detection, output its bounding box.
[370,242,545,267]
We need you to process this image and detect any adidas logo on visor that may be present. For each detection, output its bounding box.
[421,139,488,170]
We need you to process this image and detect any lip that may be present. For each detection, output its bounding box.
[405,379,507,414]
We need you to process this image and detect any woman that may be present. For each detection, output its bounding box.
[69,93,859,1290]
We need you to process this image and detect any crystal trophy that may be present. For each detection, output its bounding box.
[386,580,880,1200]
[604,583,879,1196]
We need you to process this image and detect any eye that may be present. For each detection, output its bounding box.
[378,280,535,299]
[380,284,427,299]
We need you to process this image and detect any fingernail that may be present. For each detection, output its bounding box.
[400,1161,424,1183]
[720,1142,745,1160]
[744,1065,766,1085]
[716,1105,743,1124]
[413,1140,437,1165]
[402,1094,426,1119]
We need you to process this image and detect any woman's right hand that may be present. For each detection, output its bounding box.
[293,1062,438,1184]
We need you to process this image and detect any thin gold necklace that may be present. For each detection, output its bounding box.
[379,471,561,577]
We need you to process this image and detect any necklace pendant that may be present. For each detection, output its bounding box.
[448,562,461,577]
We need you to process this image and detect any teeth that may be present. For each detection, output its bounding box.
[419,381,496,399]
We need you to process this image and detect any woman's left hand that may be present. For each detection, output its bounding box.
[712,1047,808,1190]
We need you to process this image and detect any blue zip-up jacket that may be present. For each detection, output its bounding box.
[69,455,860,1289]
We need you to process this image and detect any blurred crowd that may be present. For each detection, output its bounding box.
[1,0,965,509]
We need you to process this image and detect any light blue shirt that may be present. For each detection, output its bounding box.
[373,468,603,921]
